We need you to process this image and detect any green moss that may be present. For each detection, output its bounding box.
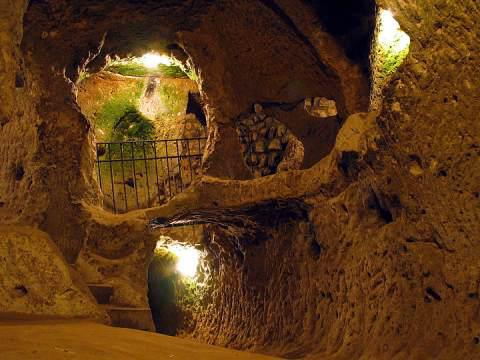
[95,80,144,141]
[158,64,188,78]
[111,107,155,141]
[152,248,178,272]
[379,43,410,76]
[159,83,185,114]
[375,15,411,77]
[77,70,91,84]
[105,60,188,78]
[151,246,206,307]
[106,63,149,77]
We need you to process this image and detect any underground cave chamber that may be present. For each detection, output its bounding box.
[1,1,479,359]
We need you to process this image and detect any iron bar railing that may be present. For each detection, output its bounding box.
[95,137,207,213]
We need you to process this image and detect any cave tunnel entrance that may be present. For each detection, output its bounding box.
[148,233,205,335]
[76,51,208,213]
[147,247,179,336]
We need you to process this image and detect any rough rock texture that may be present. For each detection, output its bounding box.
[75,206,155,308]
[0,0,362,259]
[180,0,367,178]
[151,1,480,358]
[0,226,104,320]
[0,0,479,359]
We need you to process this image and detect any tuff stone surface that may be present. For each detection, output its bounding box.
[0,1,478,359]
[0,226,105,320]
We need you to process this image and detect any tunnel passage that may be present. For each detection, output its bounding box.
[148,199,312,336]
[148,226,207,335]
[148,246,181,335]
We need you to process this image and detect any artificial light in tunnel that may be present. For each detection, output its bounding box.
[163,243,201,278]
[378,9,410,52]
[140,52,173,68]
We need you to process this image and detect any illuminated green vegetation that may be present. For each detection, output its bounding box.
[111,107,155,141]
[380,45,410,76]
[95,80,145,141]
[148,245,207,334]
[370,9,411,110]
[376,9,411,76]
[159,83,185,114]
[106,62,188,78]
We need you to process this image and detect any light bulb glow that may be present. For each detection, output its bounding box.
[378,9,410,52]
[165,244,201,278]
[140,53,173,69]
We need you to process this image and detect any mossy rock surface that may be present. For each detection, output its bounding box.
[112,107,155,141]
[95,80,145,141]
[106,62,188,78]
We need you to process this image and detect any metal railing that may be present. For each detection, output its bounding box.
[95,137,207,213]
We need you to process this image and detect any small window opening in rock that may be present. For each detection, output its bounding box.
[148,237,206,335]
[370,9,411,111]
[76,50,206,213]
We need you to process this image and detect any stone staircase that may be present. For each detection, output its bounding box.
[87,284,155,332]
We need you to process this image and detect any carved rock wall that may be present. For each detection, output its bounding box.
[181,1,480,359]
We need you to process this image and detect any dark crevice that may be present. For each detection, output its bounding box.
[14,285,28,296]
[151,199,310,228]
[15,71,25,88]
[367,189,394,224]
[187,91,207,126]
[304,0,376,74]
[14,164,25,181]
[338,151,360,178]
[426,287,442,301]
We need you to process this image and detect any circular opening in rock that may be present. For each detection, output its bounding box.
[76,52,207,213]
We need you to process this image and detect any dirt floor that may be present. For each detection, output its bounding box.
[0,320,278,360]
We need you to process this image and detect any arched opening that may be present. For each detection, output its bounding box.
[76,50,207,213]
[148,234,207,335]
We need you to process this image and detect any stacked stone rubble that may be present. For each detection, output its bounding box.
[235,104,298,178]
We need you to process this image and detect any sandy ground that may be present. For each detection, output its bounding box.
[0,320,278,360]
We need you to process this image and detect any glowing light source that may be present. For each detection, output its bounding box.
[378,9,410,52]
[163,243,201,278]
[140,53,173,69]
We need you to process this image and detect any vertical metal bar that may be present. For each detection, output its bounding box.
[120,143,128,212]
[96,143,103,192]
[131,142,140,209]
[142,141,151,207]
[153,141,162,205]
[186,139,194,184]
[164,140,173,198]
[175,139,183,192]
[108,143,117,213]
